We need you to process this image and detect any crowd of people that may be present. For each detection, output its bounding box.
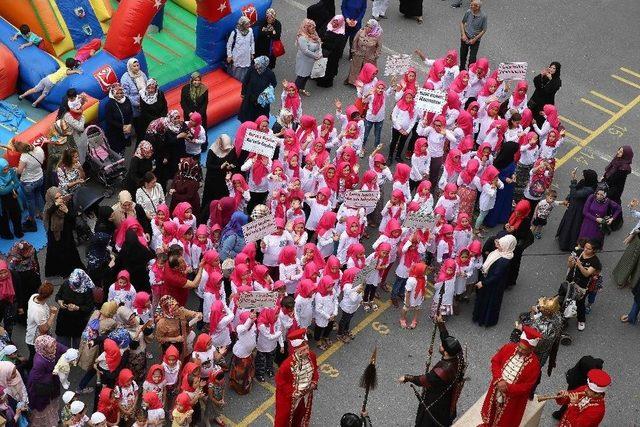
[0,1,633,426]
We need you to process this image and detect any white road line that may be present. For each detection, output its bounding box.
[278,0,430,74]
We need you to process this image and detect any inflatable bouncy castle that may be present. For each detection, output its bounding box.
[0,0,271,147]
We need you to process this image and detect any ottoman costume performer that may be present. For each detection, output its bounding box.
[554,368,609,427]
[480,326,542,427]
[399,321,466,426]
[511,295,564,371]
[274,328,319,427]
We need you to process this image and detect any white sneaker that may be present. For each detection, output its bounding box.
[577,322,585,331]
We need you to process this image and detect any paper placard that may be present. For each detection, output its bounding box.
[353,262,376,287]
[384,54,412,76]
[498,62,528,81]
[403,210,436,230]
[415,89,447,113]
[344,190,380,208]
[237,291,279,310]
[242,129,278,158]
[242,213,277,243]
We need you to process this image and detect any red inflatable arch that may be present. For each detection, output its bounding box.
[104,0,167,60]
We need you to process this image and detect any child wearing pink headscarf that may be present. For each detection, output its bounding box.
[280,82,303,122]
[430,259,457,318]
[185,112,206,158]
[363,243,391,311]
[435,183,460,222]
[475,165,504,235]
[415,49,460,89]
[363,80,393,149]
[438,149,463,190]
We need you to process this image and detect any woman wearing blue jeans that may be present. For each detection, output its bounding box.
[15,141,45,232]
[620,278,640,324]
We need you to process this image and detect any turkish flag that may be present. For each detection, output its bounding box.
[241,4,258,26]
[198,0,232,22]
[93,65,118,92]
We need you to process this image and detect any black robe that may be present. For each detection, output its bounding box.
[555,181,595,251]
[44,209,85,277]
[604,169,630,230]
[529,74,561,126]
[180,85,208,130]
[104,98,133,154]
[139,91,168,137]
[125,156,154,195]
[255,19,282,68]
[307,0,335,40]
[400,0,423,18]
[316,31,347,87]
[201,149,239,219]
[239,68,277,123]
[504,226,535,289]
[111,239,155,294]
[472,257,511,327]
[54,281,94,338]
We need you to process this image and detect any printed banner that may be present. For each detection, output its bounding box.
[384,54,413,76]
[242,213,277,243]
[415,89,447,113]
[403,210,436,230]
[237,291,279,310]
[242,129,278,158]
[498,62,528,81]
[344,190,380,208]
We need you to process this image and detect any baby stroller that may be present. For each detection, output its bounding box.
[83,125,126,196]
[557,280,587,346]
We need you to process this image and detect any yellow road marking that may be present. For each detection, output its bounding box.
[220,415,238,426]
[257,381,276,393]
[237,300,392,426]
[612,75,640,90]
[265,413,275,423]
[580,98,616,115]
[620,67,640,79]
[589,91,625,108]
[563,131,584,142]
[558,115,593,133]
[556,94,640,168]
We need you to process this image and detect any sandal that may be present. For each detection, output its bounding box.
[372,303,379,311]
[416,17,423,24]
[300,89,311,97]
[410,320,417,329]
[400,319,407,329]
[620,315,629,323]
[318,341,328,350]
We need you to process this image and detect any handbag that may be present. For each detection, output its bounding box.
[271,39,285,57]
[311,57,328,79]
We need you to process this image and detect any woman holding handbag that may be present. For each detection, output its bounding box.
[255,9,283,69]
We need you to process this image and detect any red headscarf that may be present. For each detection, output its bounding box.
[486,101,500,118]
[346,243,366,268]
[208,300,226,332]
[371,81,386,115]
[458,135,475,155]
[97,387,118,420]
[257,307,278,333]
[241,243,257,269]
[427,59,445,83]
[361,170,378,190]
[250,154,269,185]
[103,339,121,372]
[163,344,180,364]
[397,89,416,118]
[319,114,335,140]
[311,138,329,167]
[456,110,474,136]
[450,70,469,93]
[357,63,378,84]
[117,368,134,388]
[282,128,300,154]
[115,270,132,291]
[316,187,332,206]
[283,82,301,118]
[133,291,150,315]
[476,142,492,161]
[437,223,454,254]
[194,333,212,352]
[469,57,489,77]
[143,391,163,410]
[114,217,147,248]
[455,212,471,231]
[417,180,431,197]
[345,216,362,238]
[437,258,457,282]
[316,276,334,297]
[393,163,410,184]
[546,129,560,147]
[296,279,316,298]
[209,196,236,228]
[391,188,406,206]
[172,202,192,224]
[341,267,360,290]
[316,211,337,237]
[459,158,479,185]
[0,261,14,303]
[180,362,199,392]
[229,173,250,209]
[402,67,418,93]
[145,364,165,384]
[401,233,421,267]
[443,182,458,200]
[175,392,193,412]
[278,246,298,266]
[488,118,508,152]
[466,101,480,118]
[374,242,391,270]
[445,49,458,67]
[383,218,402,239]
[409,262,428,296]
[303,243,325,268]
[480,165,499,186]
[338,147,358,169]
[456,248,471,267]
[444,149,463,175]
[322,164,339,191]
[512,81,528,106]
[479,77,498,97]
[154,204,170,227]
[344,121,360,140]
[468,240,482,257]
[229,263,250,289]
[520,108,533,129]
[413,137,428,156]
[324,255,342,280]
[446,90,461,111]
[204,270,223,298]
[508,200,531,230]
[285,151,300,178]
[543,104,560,128]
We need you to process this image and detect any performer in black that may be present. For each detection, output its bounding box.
[399,318,466,427]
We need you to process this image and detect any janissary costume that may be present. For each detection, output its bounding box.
[274,328,319,427]
[555,369,609,427]
[511,296,564,371]
[401,323,466,426]
[480,326,542,427]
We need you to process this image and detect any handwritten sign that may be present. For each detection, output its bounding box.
[498,62,528,81]
[237,291,279,310]
[242,129,278,158]
[384,54,412,76]
[403,210,436,230]
[344,190,380,208]
[415,89,447,113]
[353,261,376,287]
[242,213,277,243]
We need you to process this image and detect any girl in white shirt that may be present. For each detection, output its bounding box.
[294,279,316,328]
[337,267,363,342]
[430,259,457,318]
[513,132,540,201]
[267,161,289,195]
[336,216,363,264]
[337,121,364,158]
[475,165,504,234]
[466,240,484,286]
[392,231,426,306]
[315,211,338,258]
[260,219,293,272]
[438,148,463,190]
[505,80,528,120]
[108,270,137,308]
[466,57,490,99]
[539,128,565,159]
[483,119,509,153]
[313,276,338,349]
[290,217,308,256]
[305,187,332,233]
[409,137,430,193]
[435,224,454,264]
[434,183,460,223]
[240,154,272,209]
[255,308,281,381]
[379,189,406,234]
[454,248,474,300]
[372,218,404,290]
[208,300,234,349]
[533,104,561,145]
[225,173,250,213]
[412,180,434,215]
[278,246,303,295]
[416,49,460,89]
[363,242,391,311]
[252,265,274,292]
[363,80,394,149]
[318,114,339,150]
[476,101,500,146]
[230,311,257,387]
[416,114,455,187]
[401,262,428,329]
[389,90,418,161]
[453,213,473,256]
[474,142,494,178]
[281,82,303,123]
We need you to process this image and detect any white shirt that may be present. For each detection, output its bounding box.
[410,154,431,182]
[136,183,165,218]
[211,305,234,348]
[262,231,293,266]
[478,181,504,211]
[518,144,540,166]
[391,105,417,133]
[340,283,363,314]
[19,147,44,182]
[305,198,331,231]
[337,233,360,265]
[364,87,394,122]
[26,294,49,345]
[241,157,272,193]
[294,295,314,328]
[405,277,425,307]
[233,318,257,358]
[184,125,206,155]
[257,323,281,353]
[314,292,338,327]
[280,262,303,294]
[227,29,255,68]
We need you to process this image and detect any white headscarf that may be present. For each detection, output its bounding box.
[481,234,516,274]
[126,58,147,91]
[139,78,159,104]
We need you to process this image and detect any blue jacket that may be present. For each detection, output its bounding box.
[341,0,367,30]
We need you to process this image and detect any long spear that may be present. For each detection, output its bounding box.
[359,347,378,413]
[426,283,446,373]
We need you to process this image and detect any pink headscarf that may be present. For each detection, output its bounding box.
[469,57,489,77]
[327,15,346,35]
[459,158,479,185]
[172,202,192,224]
[427,59,445,83]
[437,259,457,282]
[371,81,386,115]
[357,63,378,85]
[480,165,499,186]
[283,83,301,119]
[296,115,318,143]
[396,89,416,118]
[450,70,469,93]
[250,154,269,185]
[479,78,498,97]
[512,81,528,107]
[444,148,462,175]
[114,217,147,248]
[234,121,258,156]
[543,104,560,128]
[188,112,202,139]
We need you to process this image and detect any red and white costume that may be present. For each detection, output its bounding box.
[480,327,542,426]
[555,369,609,427]
[274,328,319,427]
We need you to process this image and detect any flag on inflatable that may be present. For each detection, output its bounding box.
[198,0,232,22]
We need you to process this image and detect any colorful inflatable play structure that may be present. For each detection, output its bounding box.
[0,0,271,152]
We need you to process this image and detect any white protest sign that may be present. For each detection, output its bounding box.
[237,291,279,310]
[242,129,278,158]
[344,190,380,208]
[384,54,412,76]
[242,213,277,243]
[353,262,376,287]
[403,210,436,230]
[498,62,528,81]
[415,89,447,114]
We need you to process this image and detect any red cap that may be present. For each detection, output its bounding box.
[519,326,542,348]
[587,369,611,393]
[287,328,308,348]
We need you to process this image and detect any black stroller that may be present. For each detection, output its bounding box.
[83,125,126,197]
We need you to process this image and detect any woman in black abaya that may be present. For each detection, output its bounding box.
[238,57,278,123]
[201,134,238,221]
[556,169,597,252]
[602,145,633,231]
[307,0,335,40]
[43,187,84,277]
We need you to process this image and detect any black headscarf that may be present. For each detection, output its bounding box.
[492,141,520,170]
[549,61,561,80]
[94,206,115,235]
[577,169,598,190]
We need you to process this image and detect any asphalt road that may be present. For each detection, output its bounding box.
[12,0,640,425]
